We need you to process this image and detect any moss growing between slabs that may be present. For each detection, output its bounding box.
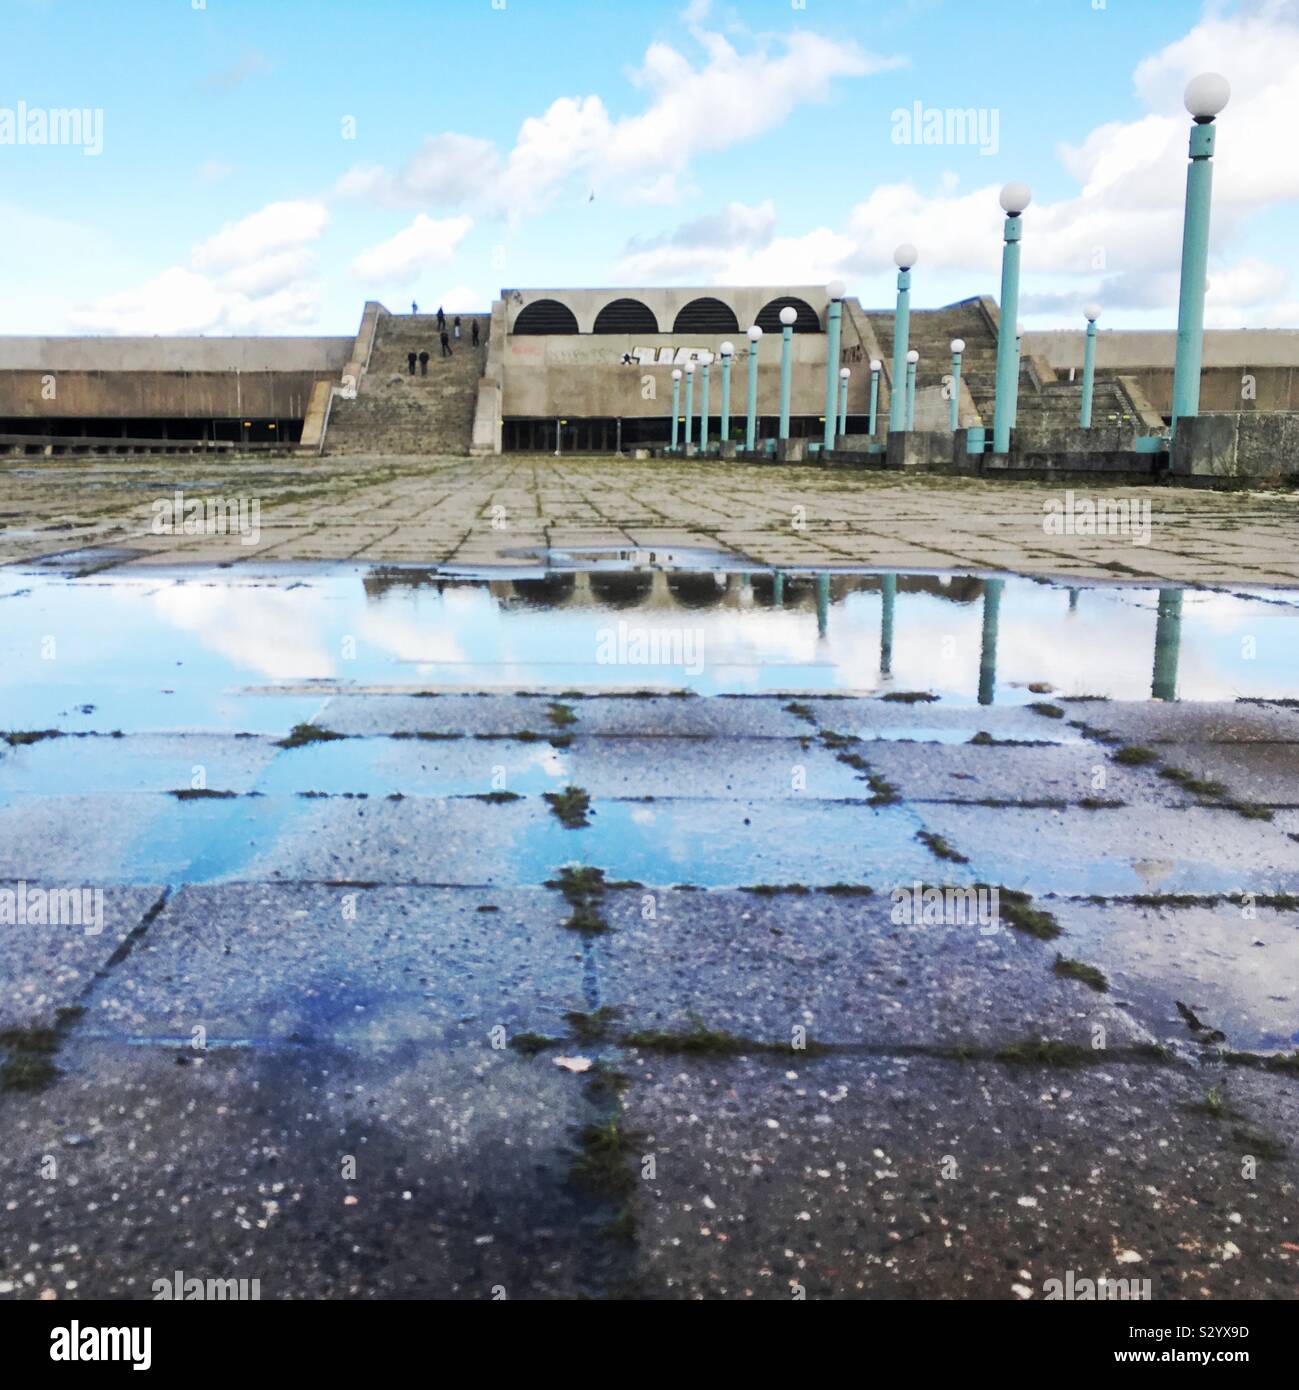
[1112,745,1159,766]
[1028,702,1065,720]
[569,1118,640,1199]
[1053,955,1109,992]
[0,1025,61,1092]
[917,830,969,864]
[277,723,347,749]
[544,786,591,828]
[2,729,61,747]
[989,886,1062,941]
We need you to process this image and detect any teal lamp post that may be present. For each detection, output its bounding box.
[823,280,846,449]
[670,368,682,451]
[837,367,850,439]
[888,243,917,433]
[1080,304,1101,428]
[868,359,881,436]
[683,360,695,450]
[949,338,965,431]
[905,349,919,431]
[719,341,734,447]
[777,306,797,441]
[1171,73,1231,433]
[1010,320,1024,430]
[992,182,1031,453]
[1152,589,1184,701]
[745,325,762,451]
[699,357,711,455]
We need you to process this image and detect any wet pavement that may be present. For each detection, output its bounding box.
[1,556,1297,1300]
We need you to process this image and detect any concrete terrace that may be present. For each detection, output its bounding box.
[4,452,1299,586]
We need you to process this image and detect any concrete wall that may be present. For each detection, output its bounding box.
[1024,329,1299,417]
[1172,412,1299,478]
[0,336,352,372]
[0,370,334,421]
[499,330,866,420]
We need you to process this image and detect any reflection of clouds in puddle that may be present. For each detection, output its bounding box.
[630,807,656,826]
[150,583,336,680]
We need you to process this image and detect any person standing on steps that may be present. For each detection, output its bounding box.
[453,315,461,340]
[440,328,452,357]
[418,348,429,376]
[436,306,446,332]
[407,350,417,376]
[471,319,480,348]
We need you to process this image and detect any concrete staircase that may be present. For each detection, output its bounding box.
[323,311,490,455]
[868,297,1151,434]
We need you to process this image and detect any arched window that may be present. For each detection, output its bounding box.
[672,297,740,334]
[593,298,659,334]
[755,296,821,333]
[512,299,580,334]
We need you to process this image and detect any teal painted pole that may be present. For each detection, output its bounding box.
[816,573,830,638]
[720,345,733,445]
[1080,309,1099,428]
[773,571,784,607]
[670,370,681,451]
[837,369,849,438]
[949,339,964,432]
[684,364,695,448]
[868,361,880,436]
[992,184,1030,453]
[905,352,918,432]
[1171,75,1229,433]
[1011,324,1022,429]
[978,578,1003,707]
[745,326,762,451]
[778,310,795,440]
[823,287,844,449]
[1152,589,1183,701]
[888,244,916,433]
[880,573,896,676]
[699,361,711,455]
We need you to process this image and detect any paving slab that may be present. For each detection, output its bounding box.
[87,884,586,1042]
[592,890,1150,1050]
[0,1040,594,1299]
[0,884,163,1028]
[861,741,1190,807]
[617,1054,1299,1299]
[802,698,1090,744]
[914,803,1299,897]
[0,734,280,796]
[313,694,552,737]
[1063,700,1299,745]
[1047,899,1299,1053]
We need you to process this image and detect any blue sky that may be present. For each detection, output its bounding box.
[3,0,1296,335]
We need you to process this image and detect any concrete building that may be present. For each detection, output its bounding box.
[1,287,1297,464]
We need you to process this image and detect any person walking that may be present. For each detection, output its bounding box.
[471,319,480,348]
[453,315,461,340]
[436,306,446,332]
[440,329,452,357]
[418,348,430,377]
[406,350,417,376]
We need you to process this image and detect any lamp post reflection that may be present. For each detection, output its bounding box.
[978,578,1003,706]
[1152,589,1183,701]
[880,573,896,676]
[773,571,784,607]
[816,573,830,638]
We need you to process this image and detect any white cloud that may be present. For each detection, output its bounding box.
[337,23,900,217]
[613,3,1299,327]
[70,199,330,334]
[350,213,474,286]
[192,200,329,271]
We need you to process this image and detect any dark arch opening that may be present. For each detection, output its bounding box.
[590,572,654,608]
[593,298,659,334]
[510,574,576,607]
[667,572,726,609]
[672,297,740,334]
[755,296,821,333]
[513,299,580,334]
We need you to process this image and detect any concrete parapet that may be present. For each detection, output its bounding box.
[1171,412,1299,480]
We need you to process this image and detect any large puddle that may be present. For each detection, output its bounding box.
[3,562,1298,731]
